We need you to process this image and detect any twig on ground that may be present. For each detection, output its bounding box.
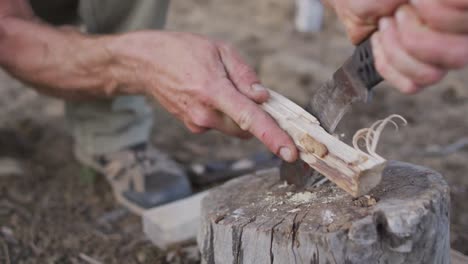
[0,238,11,264]
[79,253,103,264]
[425,137,468,156]
[120,236,148,255]
[97,208,128,225]
[91,228,122,240]
[0,200,32,220]
[29,242,42,256]
[313,177,329,187]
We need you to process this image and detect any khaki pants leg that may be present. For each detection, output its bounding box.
[66,0,170,157]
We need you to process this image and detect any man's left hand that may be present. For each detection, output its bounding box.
[372,4,468,93]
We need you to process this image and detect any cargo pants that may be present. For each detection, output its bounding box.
[30,0,170,157]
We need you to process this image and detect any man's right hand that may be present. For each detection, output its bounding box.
[107,31,298,162]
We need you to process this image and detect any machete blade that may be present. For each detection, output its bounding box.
[279,38,382,188]
[308,68,368,133]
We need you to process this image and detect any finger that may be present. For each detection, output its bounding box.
[185,121,209,134]
[372,32,422,94]
[212,79,298,162]
[217,42,270,103]
[442,0,468,9]
[188,105,251,138]
[354,0,408,18]
[378,17,446,87]
[217,114,253,139]
[396,5,468,69]
[341,0,407,44]
[348,24,378,45]
[411,0,468,33]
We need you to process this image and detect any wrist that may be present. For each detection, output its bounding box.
[89,34,140,96]
[103,31,165,97]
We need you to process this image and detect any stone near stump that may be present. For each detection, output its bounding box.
[198,161,450,264]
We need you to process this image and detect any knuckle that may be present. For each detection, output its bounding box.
[191,111,214,128]
[191,128,206,134]
[375,57,388,76]
[235,62,254,76]
[237,108,255,131]
[416,69,444,85]
[218,41,232,52]
[187,123,206,134]
[413,0,431,15]
[193,85,214,105]
[260,131,278,151]
[400,82,420,94]
[399,30,419,53]
[448,48,468,68]
[385,49,398,65]
[236,64,258,83]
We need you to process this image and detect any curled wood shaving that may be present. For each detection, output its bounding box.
[352,115,407,159]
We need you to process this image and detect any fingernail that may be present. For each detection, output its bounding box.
[252,83,267,93]
[410,0,418,5]
[379,18,391,31]
[396,8,406,23]
[279,147,293,162]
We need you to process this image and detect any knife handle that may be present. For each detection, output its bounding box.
[351,38,383,90]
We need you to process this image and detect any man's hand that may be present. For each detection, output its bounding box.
[108,32,298,162]
[372,4,468,93]
[0,0,298,162]
[328,0,468,94]
[324,0,407,44]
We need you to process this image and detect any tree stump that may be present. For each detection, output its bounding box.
[198,161,450,264]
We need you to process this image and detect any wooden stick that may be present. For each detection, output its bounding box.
[261,89,386,197]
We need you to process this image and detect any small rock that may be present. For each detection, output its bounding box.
[0,158,24,177]
[322,210,335,225]
[278,181,288,188]
[136,251,147,263]
[353,195,378,207]
[1,226,14,237]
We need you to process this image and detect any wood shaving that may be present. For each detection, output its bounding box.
[352,115,407,159]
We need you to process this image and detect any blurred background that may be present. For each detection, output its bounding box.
[1,0,467,263]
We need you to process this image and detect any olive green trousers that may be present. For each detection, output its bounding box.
[30,0,170,156]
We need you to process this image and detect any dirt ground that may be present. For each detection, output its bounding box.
[1,0,467,263]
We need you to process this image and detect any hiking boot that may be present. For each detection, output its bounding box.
[75,143,192,215]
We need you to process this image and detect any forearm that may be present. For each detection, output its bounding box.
[0,16,138,100]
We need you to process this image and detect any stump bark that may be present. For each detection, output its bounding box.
[198,161,450,264]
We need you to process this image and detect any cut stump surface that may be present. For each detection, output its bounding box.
[198,161,450,264]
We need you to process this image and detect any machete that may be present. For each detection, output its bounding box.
[279,38,383,188]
